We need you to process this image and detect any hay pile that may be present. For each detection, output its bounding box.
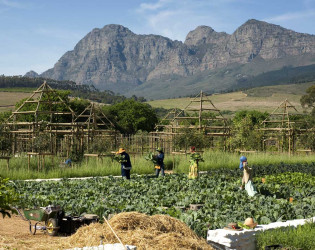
[58,212,212,250]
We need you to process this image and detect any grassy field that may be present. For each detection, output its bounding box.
[0,91,31,112]
[147,82,314,114]
[1,151,314,180]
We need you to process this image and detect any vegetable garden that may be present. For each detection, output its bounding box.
[8,162,315,238]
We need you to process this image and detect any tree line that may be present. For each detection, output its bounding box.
[0,75,146,104]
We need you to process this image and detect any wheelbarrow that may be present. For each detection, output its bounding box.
[14,205,62,236]
[14,205,99,236]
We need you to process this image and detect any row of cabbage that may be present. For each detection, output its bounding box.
[10,163,315,237]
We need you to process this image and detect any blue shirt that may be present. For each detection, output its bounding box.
[156,152,164,167]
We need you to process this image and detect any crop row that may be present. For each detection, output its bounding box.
[10,163,315,237]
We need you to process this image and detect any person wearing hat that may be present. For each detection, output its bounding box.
[116,148,132,179]
[155,147,165,177]
[239,156,257,197]
[188,146,201,179]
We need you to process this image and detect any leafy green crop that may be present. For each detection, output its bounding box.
[8,163,315,238]
[144,152,158,165]
[189,153,204,163]
[113,154,127,163]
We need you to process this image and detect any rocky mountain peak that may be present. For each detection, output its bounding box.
[185,25,229,46]
[40,19,315,98]
[24,70,39,78]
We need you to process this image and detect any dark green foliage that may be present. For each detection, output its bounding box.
[233,110,268,125]
[0,111,11,123]
[113,154,127,163]
[174,128,213,150]
[9,163,315,238]
[69,98,90,116]
[88,137,113,154]
[256,221,315,250]
[102,99,158,134]
[229,110,268,151]
[251,162,315,176]
[0,177,18,218]
[0,124,12,155]
[33,133,51,153]
[236,65,315,90]
[189,153,204,163]
[301,85,315,115]
[0,75,146,104]
[144,152,158,165]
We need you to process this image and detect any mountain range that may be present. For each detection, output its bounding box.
[27,19,315,99]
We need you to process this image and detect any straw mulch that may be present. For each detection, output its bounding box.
[58,212,213,250]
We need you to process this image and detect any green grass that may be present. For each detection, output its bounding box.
[256,221,315,250]
[1,151,315,180]
[147,82,313,113]
[0,87,35,92]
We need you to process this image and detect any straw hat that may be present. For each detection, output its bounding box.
[244,218,258,228]
[223,222,242,231]
[116,148,126,154]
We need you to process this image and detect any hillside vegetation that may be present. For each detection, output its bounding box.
[147,82,314,114]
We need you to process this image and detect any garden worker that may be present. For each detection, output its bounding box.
[240,156,257,197]
[155,147,165,177]
[239,156,247,189]
[65,158,72,167]
[188,146,201,179]
[116,148,132,180]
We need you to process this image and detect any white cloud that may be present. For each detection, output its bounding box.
[264,9,315,23]
[0,0,27,9]
[138,0,171,11]
[135,0,240,41]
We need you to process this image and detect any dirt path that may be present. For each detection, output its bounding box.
[0,214,66,249]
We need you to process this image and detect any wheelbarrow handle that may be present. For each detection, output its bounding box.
[12,206,28,222]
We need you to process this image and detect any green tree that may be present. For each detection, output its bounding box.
[69,98,90,115]
[0,177,18,218]
[300,85,315,115]
[103,100,158,134]
[174,128,212,150]
[0,124,12,155]
[229,110,268,151]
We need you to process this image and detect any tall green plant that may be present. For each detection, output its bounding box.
[0,177,18,218]
[229,110,267,151]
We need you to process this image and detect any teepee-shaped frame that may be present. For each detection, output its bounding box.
[155,108,182,131]
[5,81,76,154]
[75,103,115,131]
[162,91,229,136]
[261,99,308,154]
[150,91,229,152]
[7,81,75,123]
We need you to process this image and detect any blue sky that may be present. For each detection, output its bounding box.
[1,0,315,76]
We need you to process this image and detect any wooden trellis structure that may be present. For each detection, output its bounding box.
[5,81,76,154]
[4,82,118,156]
[74,103,117,151]
[261,99,310,154]
[152,91,230,152]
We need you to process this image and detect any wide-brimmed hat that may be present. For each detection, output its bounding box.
[244,218,258,229]
[116,148,125,154]
[223,222,243,231]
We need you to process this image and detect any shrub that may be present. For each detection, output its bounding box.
[256,221,315,250]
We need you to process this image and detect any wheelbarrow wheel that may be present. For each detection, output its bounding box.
[46,218,58,236]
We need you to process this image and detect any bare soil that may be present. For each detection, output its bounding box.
[0,214,66,249]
